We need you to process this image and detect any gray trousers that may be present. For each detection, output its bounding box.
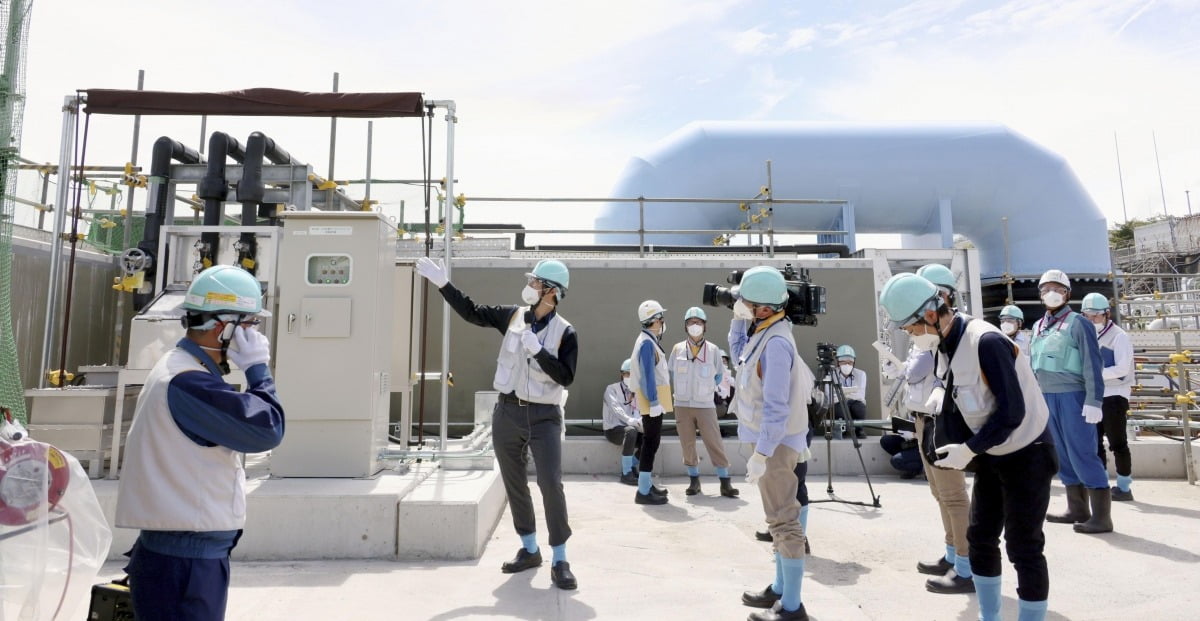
[916,415,970,556]
[759,445,806,559]
[492,399,572,546]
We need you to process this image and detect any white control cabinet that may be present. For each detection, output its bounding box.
[270,212,396,477]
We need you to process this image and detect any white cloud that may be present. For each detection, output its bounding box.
[784,28,818,49]
[726,26,776,55]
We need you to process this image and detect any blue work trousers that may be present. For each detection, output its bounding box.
[1044,391,1108,488]
[125,541,230,621]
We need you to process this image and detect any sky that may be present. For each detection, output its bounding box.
[10,0,1200,237]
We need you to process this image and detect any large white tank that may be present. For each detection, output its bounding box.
[595,121,1110,278]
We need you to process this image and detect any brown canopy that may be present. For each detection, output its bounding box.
[84,88,425,118]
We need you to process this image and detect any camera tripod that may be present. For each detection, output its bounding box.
[809,360,882,508]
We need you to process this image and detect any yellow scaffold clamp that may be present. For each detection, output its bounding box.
[307,173,338,191]
[46,369,75,387]
[1169,351,1192,364]
[1152,291,1163,300]
[454,193,467,208]
[121,162,147,188]
[359,199,378,211]
[112,271,146,293]
[1175,391,1196,406]
[96,218,118,229]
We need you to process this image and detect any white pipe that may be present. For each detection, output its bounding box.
[427,99,457,451]
[38,95,79,388]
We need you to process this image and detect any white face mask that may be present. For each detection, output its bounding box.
[686,324,704,338]
[910,326,940,352]
[521,285,541,306]
[1000,321,1019,336]
[1041,291,1065,308]
[1092,319,1106,329]
[839,363,854,375]
[622,377,632,389]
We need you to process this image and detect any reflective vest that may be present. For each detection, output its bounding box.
[493,310,571,405]
[116,348,245,531]
[734,319,812,437]
[670,339,721,408]
[629,330,672,415]
[1031,311,1083,375]
[948,318,1049,456]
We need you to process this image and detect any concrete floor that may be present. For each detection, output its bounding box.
[97,473,1200,621]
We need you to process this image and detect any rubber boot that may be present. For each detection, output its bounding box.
[974,574,1002,621]
[685,476,702,495]
[719,477,739,497]
[1073,487,1113,534]
[1046,484,1090,524]
[1017,599,1048,621]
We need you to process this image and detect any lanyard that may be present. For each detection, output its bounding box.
[687,340,708,362]
[1037,309,1070,337]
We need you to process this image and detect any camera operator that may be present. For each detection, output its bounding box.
[831,345,868,439]
[879,273,1055,621]
[729,266,815,621]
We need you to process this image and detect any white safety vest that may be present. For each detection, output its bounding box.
[733,319,812,437]
[629,330,672,415]
[670,339,721,408]
[1096,321,1134,399]
[493,310,571,405]
[948,317,1049,456]
[116,348,246,531]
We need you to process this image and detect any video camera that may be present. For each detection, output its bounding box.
[815,342,837,366]
[701,264,826,326]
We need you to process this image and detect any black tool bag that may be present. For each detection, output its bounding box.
[921,372,978,472]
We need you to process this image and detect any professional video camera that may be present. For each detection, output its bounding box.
[701,264,827,326]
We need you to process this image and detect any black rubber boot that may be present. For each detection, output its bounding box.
[1111,485,1134,502]
[686,476,702,496]
[720,477,740,497]
[1046,484,1090,524]
[1074,487,1114,534]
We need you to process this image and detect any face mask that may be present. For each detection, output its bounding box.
[910,324,940,352]
[622,378,632,389]
[1000,321,1018,336]
[521,285,541,306]
[839,363,853,375]
[1041,291,1065,308]
[686,324,704,338]
[1092,319,1106,329]
[656,323,667,338]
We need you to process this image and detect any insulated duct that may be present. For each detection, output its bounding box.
[594,122,1111,278]
[196,131,245,268]
[135,136,202,309]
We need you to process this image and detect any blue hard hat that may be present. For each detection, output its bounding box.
[836,345,856,360]
[737,266,788,306]
[1081,293,1110,312]
[880,273,940,328]
[999,305,1024,321]
[917,264,956,290]
[183,265,263,314]
[684,307,707,322]
[527,260,569,298]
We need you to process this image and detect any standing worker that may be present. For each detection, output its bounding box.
[999,305,1032,358]
[1080,293,1136,501]
[831,345,868,439]
[670,307,739,497]
[1031,270,1113,534]
[889,271,974,594]
[603,359,643,485]
[116,265,286,621]
[629,300,672,505]
[880,273,1056,621]
[415,257,579,589]
[731,266,815,621]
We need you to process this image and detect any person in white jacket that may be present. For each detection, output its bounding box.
[629,300,672,505]
[1080,293,1136,501]
[831,345,868,439]
[999,305,1032,359]
[603,359,642,486]
[670,307,738,497]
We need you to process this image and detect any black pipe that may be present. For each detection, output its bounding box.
[135,136,202,310]
[196,132,245,268]
[235,133,269,273]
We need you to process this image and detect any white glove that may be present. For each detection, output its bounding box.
[934,443,976,470]
[649,404,666,417]
[881,360,902,380]
[1082,405,1103,424]
[631,418,644,433]
[746,452,768,484]
[924,386,945,414]
[733,302,754,320]
[228,325,270,369]
[520,329,541,355]
[415,257,449,288]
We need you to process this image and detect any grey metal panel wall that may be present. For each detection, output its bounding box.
[407,261,883,434]
[9,237,131,403]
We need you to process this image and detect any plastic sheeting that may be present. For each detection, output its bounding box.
[595,121,1110,278]
[0,440,112,620]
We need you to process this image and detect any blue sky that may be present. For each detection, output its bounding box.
[13,0,1200,234]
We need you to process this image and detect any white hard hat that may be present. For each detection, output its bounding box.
[1038,269,1071,289]
[638,300,666,324]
